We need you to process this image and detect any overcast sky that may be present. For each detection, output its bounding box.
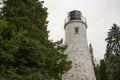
[43,0,120,60]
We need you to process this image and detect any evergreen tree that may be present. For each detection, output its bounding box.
[104,24,120,80]
[89,44,94,65]
[95,64,100,80]
[109,56,120,80]
[0,0,71,80]
[99,59,108,80]
[89,44,100,80]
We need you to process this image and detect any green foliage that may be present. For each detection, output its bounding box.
[109,56,120,80]
[0,0,71,80]
[89,44,101,80]
[104,24,120,80]
[94,65,100,80]
[89,44,97,78]
[89,44,94,65]
[99,59,108,80]
[105,24,120,57]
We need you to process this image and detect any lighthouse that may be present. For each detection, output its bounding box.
[62,10,96,80]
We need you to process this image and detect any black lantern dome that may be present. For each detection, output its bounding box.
[65,10,87,25]
[69,10,82,20]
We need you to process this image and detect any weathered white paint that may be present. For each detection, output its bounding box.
[62,20,96,80]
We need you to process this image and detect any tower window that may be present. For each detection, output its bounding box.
[75,27,79,33]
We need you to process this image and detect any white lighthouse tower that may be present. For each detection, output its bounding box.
[62,10,96,80]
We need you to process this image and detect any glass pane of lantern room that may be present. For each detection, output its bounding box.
[75,11,81,20]
[70,11,75,20]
